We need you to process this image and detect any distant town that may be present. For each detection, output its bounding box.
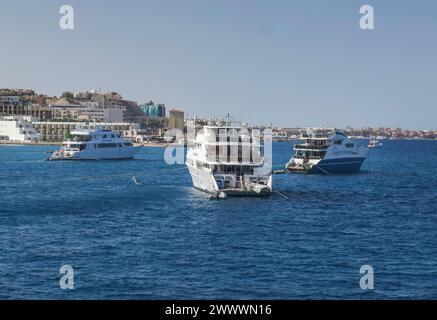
[0,88,184,144]
[0,88,435,144]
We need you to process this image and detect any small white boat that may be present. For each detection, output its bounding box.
[368,137,382,148]
[48,129,140,160]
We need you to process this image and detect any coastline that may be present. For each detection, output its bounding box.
[0,140,60,146]
[273,137,437,142]
[1,139,435,147]
[0,140,171,147]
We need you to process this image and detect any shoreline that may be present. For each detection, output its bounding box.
[0,141,60,146]
[1,139,435,148]
[274,138,437,142]
[0,140,171,147]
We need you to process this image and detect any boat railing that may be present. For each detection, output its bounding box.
[293,155,324,160]
[301,130,334,139]
[212,155,264,163]
[294,144,329,150]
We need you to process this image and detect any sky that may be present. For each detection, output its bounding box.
[0,0,436,129]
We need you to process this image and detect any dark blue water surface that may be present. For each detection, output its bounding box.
[0,140,436,299]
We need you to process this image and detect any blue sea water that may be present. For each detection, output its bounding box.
[0,140,436,299]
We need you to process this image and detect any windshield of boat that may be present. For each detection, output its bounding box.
[70,134,92,142]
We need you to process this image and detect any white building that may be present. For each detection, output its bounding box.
[51,102,124,122]
[0,116,41,142]
[80,101,125,122]
[33,121,140,142]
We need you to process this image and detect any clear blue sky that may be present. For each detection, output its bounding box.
[1,0,436,129]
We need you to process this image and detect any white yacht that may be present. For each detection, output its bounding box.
[48,129,140,160]
[186,119,272,197]
[286,128,368,174]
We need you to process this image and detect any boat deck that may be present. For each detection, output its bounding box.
[220,188,272,197]
[286,164,311,174]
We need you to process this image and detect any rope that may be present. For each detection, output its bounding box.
[132,176,142,185]
[313,164,331,175]
[274,190,289,199]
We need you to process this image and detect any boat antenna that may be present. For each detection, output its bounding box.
[225,113,232,126]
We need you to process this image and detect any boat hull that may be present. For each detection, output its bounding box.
[221,188,272,197]
[309,157,366,174]
[187,165,218,193]
[187,165,272,197]
[51,146,141,160]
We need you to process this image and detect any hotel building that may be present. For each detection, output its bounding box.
[0,116,42,142]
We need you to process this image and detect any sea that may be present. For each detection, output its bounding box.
[0,140,436,299]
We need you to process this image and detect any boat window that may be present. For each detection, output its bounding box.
[102,135,107,138]
[345,143,354,148]
[111,134,115,138]
[71,134,92,142]
[97,143,118,148]
[334,139,343,145]
[68,144,86,151]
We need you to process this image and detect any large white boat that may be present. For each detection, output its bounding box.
[285,128,368,174]
[48,129,140,160]
[186,119,272,197]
